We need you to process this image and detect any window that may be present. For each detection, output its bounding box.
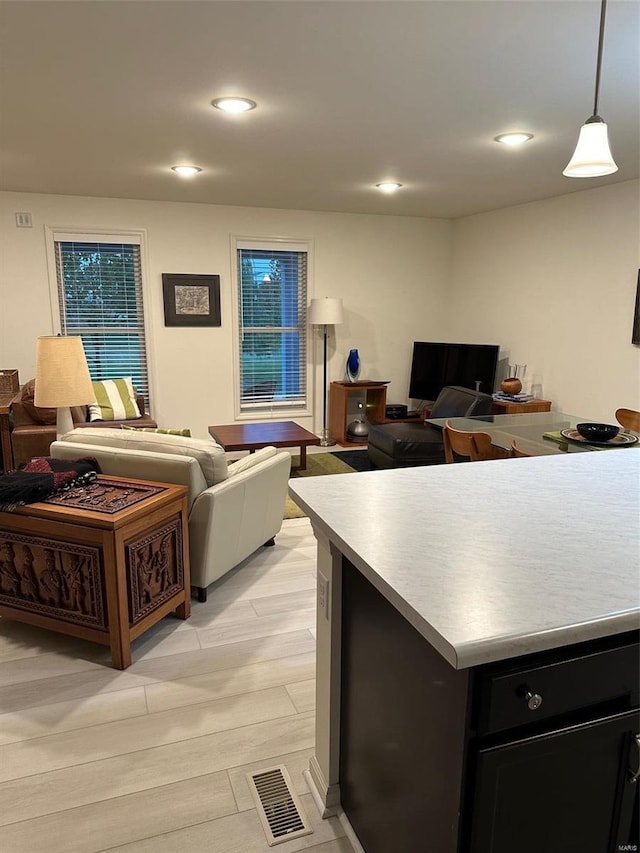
[51,232,150,404]
[236,239,310,414]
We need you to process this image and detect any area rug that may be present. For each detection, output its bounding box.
[284,451,371,519]
[330,449,375,472]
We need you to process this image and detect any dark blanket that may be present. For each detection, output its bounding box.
[0,456,101,512]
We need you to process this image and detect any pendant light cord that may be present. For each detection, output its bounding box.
[592,0,607,118]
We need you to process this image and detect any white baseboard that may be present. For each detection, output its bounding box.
[305,756,341,817]
[303,768,328,818]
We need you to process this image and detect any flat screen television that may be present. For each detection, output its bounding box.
[409,341,499,401]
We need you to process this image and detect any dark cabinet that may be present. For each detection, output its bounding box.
[469,711,639,853]
[467,636,640,853]
[339,558,640,853]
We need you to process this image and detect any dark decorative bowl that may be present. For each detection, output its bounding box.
[576,422,620,442]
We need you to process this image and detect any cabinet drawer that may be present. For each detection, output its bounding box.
[476,639,639,735]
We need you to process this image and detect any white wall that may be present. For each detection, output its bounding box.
[0,192,451,437]
[448,180,640,422]
[3,184,636,436]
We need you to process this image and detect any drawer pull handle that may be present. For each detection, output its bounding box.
[629,733,640,784]
[519,688,543,711]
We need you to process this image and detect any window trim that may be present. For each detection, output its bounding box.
[231,234,314,421]
[44,226,155,408]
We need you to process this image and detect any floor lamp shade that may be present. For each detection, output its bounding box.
[309,297,344,327]
[34,336,95,437]
[309,298,344,447]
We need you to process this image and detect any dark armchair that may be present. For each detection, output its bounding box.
[367,385,494,469]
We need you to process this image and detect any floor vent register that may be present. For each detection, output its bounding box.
[246,765,313,846]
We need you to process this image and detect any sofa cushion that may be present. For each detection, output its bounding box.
[122,426,191,437]
[227,446,277,477]
[88,378,141,422]
[367,422,446,466]
[20,379,57,425]
[60,427,228,485]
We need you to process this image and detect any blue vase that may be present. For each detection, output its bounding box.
[346,348,361,382]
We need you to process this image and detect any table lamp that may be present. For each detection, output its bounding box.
[309,297,344,447]
[34,335,95,438]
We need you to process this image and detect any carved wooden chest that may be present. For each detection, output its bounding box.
[0,475,190,668]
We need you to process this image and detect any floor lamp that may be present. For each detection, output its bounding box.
[309,297,344,447]
[34,336,95,438]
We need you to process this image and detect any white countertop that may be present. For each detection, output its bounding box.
[289,450,640,669]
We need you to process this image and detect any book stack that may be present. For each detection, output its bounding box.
[492,391,535,403]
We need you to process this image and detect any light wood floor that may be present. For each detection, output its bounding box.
[0,517,353,853]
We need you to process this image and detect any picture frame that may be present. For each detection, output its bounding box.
[633,269,640,346]
[162,273,221,327]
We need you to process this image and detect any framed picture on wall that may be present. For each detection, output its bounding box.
[633,269,640,346]
[162,273,221,327]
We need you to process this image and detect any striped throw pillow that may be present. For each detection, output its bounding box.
[88,378,141,422]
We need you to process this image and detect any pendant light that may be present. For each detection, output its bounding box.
[563,0,618,177]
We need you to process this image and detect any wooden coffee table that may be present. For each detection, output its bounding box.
[208,420,320,471]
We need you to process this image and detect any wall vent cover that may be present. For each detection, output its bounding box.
[246,764,313,846]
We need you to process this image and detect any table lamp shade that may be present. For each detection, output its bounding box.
[34,336,95,407]
[309,297,344,326]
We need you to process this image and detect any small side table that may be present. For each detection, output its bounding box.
[0,475,190,668]
[329,381,389,445]
[491,398,552,415]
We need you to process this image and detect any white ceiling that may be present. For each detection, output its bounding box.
[1,0,638,219]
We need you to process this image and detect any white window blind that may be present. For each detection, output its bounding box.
[237,244,308,412]
[53,237,150,405]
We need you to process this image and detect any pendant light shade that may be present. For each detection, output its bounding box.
[563,117,618,177]
[563,0,618,178]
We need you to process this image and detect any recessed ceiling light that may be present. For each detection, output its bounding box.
[211,97,257,114]
[494,133,534,146]
[171,165,202,177]
[376,182,403,193]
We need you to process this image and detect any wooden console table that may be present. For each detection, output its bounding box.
[491,397,552,415]
[0,475,190,668]
[380,408,431,425]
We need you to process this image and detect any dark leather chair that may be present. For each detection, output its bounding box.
[367,385,494,469]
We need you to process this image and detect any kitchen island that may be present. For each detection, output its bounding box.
[289,450,640,853]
